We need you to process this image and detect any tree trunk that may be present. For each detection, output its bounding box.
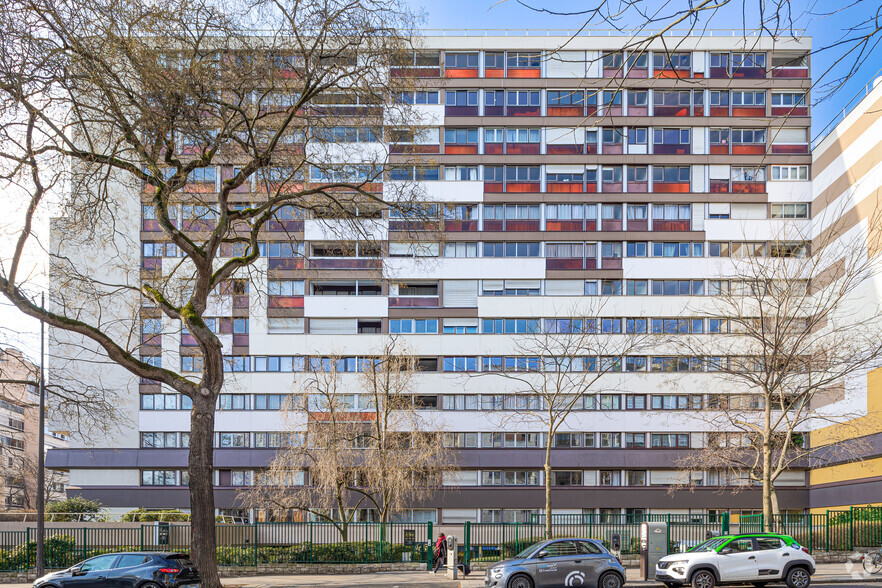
[189,393,220,588]
[770,484,781,532]
[544,441,553,540]
[762,404,773,533]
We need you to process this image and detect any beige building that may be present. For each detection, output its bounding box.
[0,347,68,511]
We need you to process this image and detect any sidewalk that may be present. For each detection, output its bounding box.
[459,562,882,587]
[6,562,882,587]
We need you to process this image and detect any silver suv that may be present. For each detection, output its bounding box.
[485,538,626,588]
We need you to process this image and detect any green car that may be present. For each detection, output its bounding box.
[656,533,815,588]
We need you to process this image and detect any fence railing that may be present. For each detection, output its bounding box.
[2,508,881,572]
[0,522,432,572]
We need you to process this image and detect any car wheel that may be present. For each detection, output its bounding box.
[139,583,162,588]
[785,567,811,588]
[508,573,534,588]
[599,571,623,588]
[691,569,716,588]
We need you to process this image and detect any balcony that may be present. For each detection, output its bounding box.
[504,182,541,193]
[445,105,478,117]
[732,106,766,117]
[389,297,439,307]
[652,182,690,193]
[504,219,541,231]
[484,181,503,193]
[627,219,648,231]
[142,220,161,232]
[507,68,540,78]
[710,180,730,193]
[731,143,766,155]
[308,258,382,270]
[628,181,648,193]
[731,181,766,194]
[506,106,540,117]
[654,67,691,79]
[181,220,216,232]
[233,295,249,310]
[444,143,479,155]
[653,104,690,117]
[268,295,305,309]
[267,258,305,270]
[770,106,809,117]
[388,220,439,232]
[771,67,808,79]
[602,143,624,155]
[545,220,584,231]
[445,68,479,78]
[770,143,809,154]
[730,66,765,79]
[653,143,691,155]
[181,334,198,346]
[709,106,730,117]
[601,219,623,231]
[266,219,305,232]
[444,220,478,232]
[547,181,584,193]
[391,66,441,78]
[546,258,585,270]
[710,143,729,155]
[506,143,541,155]
[484,143,504,155]
[485,66,504,78]
[601,257,622,269]
[142,258,161,270]
[484,104,504,117]
[547,106,583,117]
[653,220,691,231]
[390,144,441,154]
[233,334,249,347]
[601,182,623,193]
[547,144,584,155]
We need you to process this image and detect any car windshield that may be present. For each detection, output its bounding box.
[515,541,547,559]
[689,537,731,552]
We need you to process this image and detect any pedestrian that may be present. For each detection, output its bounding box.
[431,532,447,574]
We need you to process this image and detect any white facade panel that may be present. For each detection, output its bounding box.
[546,51,586,77]
[303,296,388,317]
[443,280,479,307]
[309,318,357,334]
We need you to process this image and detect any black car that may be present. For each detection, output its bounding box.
[33,552,200,588]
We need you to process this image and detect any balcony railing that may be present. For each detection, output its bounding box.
[388,296,439,307]
[652,220,691,231]
[268,296,305,308]
[308,258,382,270]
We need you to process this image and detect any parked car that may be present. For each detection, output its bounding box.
[33,551,200,588]
[655,533,814,588]
[485,538,626,588]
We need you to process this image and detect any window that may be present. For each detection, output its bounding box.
[710,91,729,106]
[652,204,691,220]
[600,433,621,448]
[652,166,690,183]
[771,92,806,107]
[446,52,478,68]
[506,128,541,143]
[390,318,438,334]
[551,471,582,486]
[602,53,623,68]
[627,166,648,183]
[547,90,584,106]
[628,128,647,145]
[651,242,702,258]
[507,52,541,68]
[770,165,808,180]
[505,166,540,182]
[625,470,647,486]
[602,128,623,145]
[445,90,478,106]
[443,432,479,446]
[731,166,766,182]
[770,203,809,219]
[444,128,478,144]
[732,91,766,106]
[482,471,502,486]
[599,471,621,486]
[443,357,477,372]
[444,242,478,258]
[506,91,540,107]
[651,433,690,448]
[485,52,505,69]
[142,470,180,486]
[653,52,691,69]
[484,90,505,106]
[268,280,305,296]
[732,53,766,69]
[731,129,766,144]
[504,471,540,485]
[625,432,646,447]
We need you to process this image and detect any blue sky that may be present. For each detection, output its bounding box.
[414,0,882,139]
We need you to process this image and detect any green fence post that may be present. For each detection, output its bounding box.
[722,512,730,534]
[666,513,671,551]
[426,521,433,570]
[848,507,854,551]
[825,511,829,552]
[464,521,471,566]
[83,527,88,561]
[253,522,258,567]
[514,522,519,554]
[26,527,30,571]
[309,522,314,564]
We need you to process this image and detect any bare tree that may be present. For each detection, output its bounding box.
[0,0,429,584]
[1,450,67,511]
[675,213,882,530]
[239,339,450,537]
[477,303,651,539]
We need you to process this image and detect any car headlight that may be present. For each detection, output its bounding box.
[491,567,503,575]
[664,560,689,567]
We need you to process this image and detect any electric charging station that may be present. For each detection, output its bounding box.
[446,534,458,579]
[640,521,669,580]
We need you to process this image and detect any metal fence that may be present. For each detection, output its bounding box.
[0,522,432,572]
[2,508,880,572]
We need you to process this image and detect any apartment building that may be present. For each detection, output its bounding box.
[46,32,819,522]
[806,75,882,511]
[0,347,68,511]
